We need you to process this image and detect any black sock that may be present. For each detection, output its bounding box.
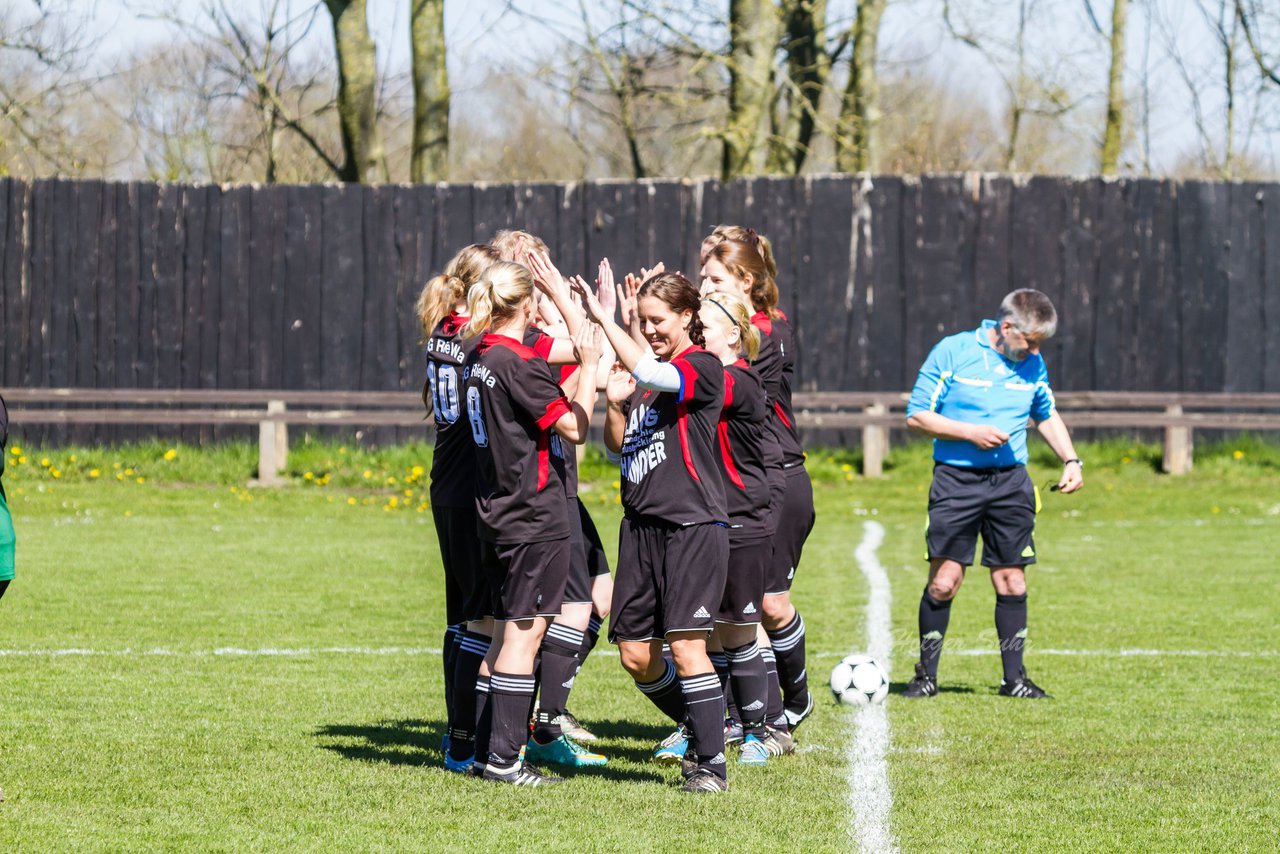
[709,651,735,722]
[532,622,584,743]
[680,672,727,780]
[448,631,490,761]
[918,589,953,679]
[761,646,787,730]
[995,593,1029,683]
[767,612,809,713]
[575,613,603,677]
[725,641,768,737]
[442,624,463,729]
[635,659,687,724]
[487,671,536,771]
[472,675,493,769]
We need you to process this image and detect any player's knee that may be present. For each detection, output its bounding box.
[761,593,793,626]
[619,645,659,680]
[927,578,961,601]
[667,638,707,675]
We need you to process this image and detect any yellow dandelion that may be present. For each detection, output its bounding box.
[136,476,145,484]
[68,454,77,462]
[614,494,622,504]
[841,463,853,472]
[338,446,348,455]
[1211,506,1221,514]
[362,469,373,479]
[319,474,330,485]
[17,456,27,464]
[89,469,101,478]
[327,496,334,503]
[304,472,315,481]
[124,468,134,476]
[386,476,398,485]
[845,473,854,482]
[1121,456,1131,464]
[124,510,133,518]
[411,465,425,477]
[230,486,238,493]
[347,497,357,506]
[163,449,178,461]
[115,473,125,482]
[388,496,400,508]
[50,469,61,479]
[1233,449,1244,460]
[611,480,621,490]
[40,457,50,467]
[113,462,121,470]
[8,445,20,455]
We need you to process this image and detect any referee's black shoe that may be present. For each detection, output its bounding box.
[902,662,938,699]
[998,669,1052,699]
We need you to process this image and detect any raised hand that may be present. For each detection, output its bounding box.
[606,361,636,405]
[639,261,665,281]
[527,250,567,300]
[573,320,603,367]
[570,275,607,323]
[597,259,617,320]
[617,273,641,328]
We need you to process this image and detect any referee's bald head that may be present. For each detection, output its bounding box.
[997,290,1057,339]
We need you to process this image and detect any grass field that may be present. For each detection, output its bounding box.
[0,437,1277,852]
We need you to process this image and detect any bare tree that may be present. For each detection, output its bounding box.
[323,0,383,182]
[410,0,448,181]
[1096,0,1128,174]
[836,0,887,173]
[723,0,782,179]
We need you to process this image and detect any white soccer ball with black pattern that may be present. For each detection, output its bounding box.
[829,654,889,706]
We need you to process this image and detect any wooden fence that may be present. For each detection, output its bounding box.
[1,174,1277,443]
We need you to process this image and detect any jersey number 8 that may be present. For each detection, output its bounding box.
[466,386,488,447]
[427,363,461,425]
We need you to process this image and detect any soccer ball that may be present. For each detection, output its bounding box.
[829,654,889,706]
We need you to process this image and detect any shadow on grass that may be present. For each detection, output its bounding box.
[889,681,975,696]
[314,718,444,768]
[314,717,669,783]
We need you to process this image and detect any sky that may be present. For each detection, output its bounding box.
[81,0,1279,176]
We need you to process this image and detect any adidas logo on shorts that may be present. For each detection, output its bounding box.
[787,566,796,580]
[693,606,711,619]
[742,602,757,615]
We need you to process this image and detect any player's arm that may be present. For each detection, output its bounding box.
[528,250,584,340]
[552,325,603,445]
[603,362,634,454]
[905,341,1007,449]
[1035,412,1083,493]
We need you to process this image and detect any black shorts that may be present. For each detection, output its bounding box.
[718,531,768,624]
[432,504,488,624]
[578,499,611,579]
[765,467,816,595]
[926,463,1036,567]
[564,498,594,605]
[480,537,571,621]
[609,518,729,642]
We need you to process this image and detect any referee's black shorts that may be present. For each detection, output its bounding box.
[926,463,1037,568]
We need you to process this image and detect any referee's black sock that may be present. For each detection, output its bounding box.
[760,646,787,730]
[767,612,810,714]
[995,593,1029,684]
[488,671,536,771]
[449,631,490,761]
[680,672,727,781]
[918,589,952,679]
[635,659,687,724]
[531,623,583,744]
[725,641,768,738]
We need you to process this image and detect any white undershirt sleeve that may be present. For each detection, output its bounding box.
[630,356,682,393]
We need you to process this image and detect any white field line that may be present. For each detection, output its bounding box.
[849,520,897,854]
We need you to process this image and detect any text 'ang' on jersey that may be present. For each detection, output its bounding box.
[464,333,573,544]
[906,319,1056,468]
[619,346,727,525]
[750,311,806,467]
[717,360,783,534]
[425,313,480,507]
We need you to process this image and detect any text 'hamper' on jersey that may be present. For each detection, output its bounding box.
[619,346,728,525]
[906,319,1056,468]
[464,334,573,544]
[750,311,805,467]
[425,313,481,508]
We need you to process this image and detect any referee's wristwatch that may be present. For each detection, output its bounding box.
[1064,458,1084,468]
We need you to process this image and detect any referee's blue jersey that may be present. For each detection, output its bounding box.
[906,320,1056,468]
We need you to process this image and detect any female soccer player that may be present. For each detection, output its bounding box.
[576,270,731,794]
[417,243,502,772]
[698,291,781,767]
[701,236,816,744]
[461,261,602,786]
[0,391,13,603]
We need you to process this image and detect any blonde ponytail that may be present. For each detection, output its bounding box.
[416,243,500,337]
[462,261,534,339]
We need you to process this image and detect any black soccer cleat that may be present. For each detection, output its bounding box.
[681,770,729,793]
[783,690,815,732]
[903,662,939,699]
[724,718,744,746]
[999,669,1052,699]
[482,762,564,786]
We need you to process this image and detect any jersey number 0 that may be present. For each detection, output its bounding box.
[427,363,461,425]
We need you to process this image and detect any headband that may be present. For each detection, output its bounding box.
[701,297,738,327]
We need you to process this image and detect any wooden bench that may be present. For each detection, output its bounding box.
[5,389,1280,482]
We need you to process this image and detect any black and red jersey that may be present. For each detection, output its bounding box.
[751,311,805,467]
[618,346,726,525]
[426,313,480,508]
[717,360,784,534]
[464,333,572,544]
[522,326,581,498]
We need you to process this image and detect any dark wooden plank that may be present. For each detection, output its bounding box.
[394,185,433,390]
[0,179,14,387]
[755,176,799,329]
[283,184,323,391]
[636,179,684,275]
[554,182,585,282]
[515,183,560,257]
[585,181,638,283]
[438,183,473,258]
[902,175,971,384]
[155,184,184,392]
[1009,175,1068,376]
[179,184,207,394]
[1263,184,1280,392]
[70,182,103,405]
[472,183,514,245]
[684,179,723,274]
[1177,180,1229,392]
[45,180,74,392]
[792,175,853,392]
[4,182,32,395]
[198,184,223,395]
[135,182,160,392]
[1131,179,1179,392]
[248,185,286,389]
[1224,182,1266,392]
[28,180,54,392]
[865,176,906,391]
[114,182,142,396]
[320,183,365,392]
[1095,178,1135,392]
[971,174,1013,323]
[362,185,399,390]
[718,176,753,231]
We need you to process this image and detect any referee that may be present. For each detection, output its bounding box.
[903,289,1082,699]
